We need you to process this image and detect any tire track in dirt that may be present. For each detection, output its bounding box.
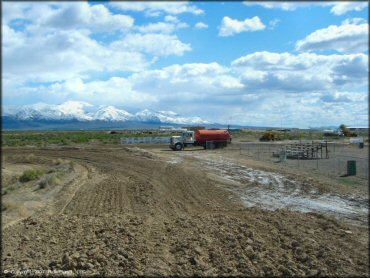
[59,149,231,218]
[2,146,369,277]
[138,217,175,276]
[56,164,89,215]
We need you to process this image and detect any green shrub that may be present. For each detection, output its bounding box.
[2,186,16,195]
[260,132,277,141]
[19,169,44,182]
[2,131,173,147]
[39,176,59,189]
[38,179,48,189]
[4,186,15,194]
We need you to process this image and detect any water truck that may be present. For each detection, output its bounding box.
[170,129,231,151]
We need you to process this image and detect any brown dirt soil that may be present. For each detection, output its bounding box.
[2,145,369,277]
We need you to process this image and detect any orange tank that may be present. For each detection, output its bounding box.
[195,129,230,145]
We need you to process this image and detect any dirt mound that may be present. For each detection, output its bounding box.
[2,146,369,276]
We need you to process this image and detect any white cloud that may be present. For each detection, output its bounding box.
[2,2,30,24]
[125,63,244,119]
[226,89,367,128]
[330,2,368,15]
[341,17,367,25]
[195,22,208,29]
[296,23,368,53]
[243,2,302,11]
[110,2,204,16]
[268,19,280,30]
[2,2,193,83]
[290,95,365,127]
[320,91,365,103]
[88,4,134,32]
[136,21,188,34]
[243,1,368,15]
[3,63,243,111]
[2,24,25,48]
[111,33,191,57]
[2,2,368,127]
[45,3,134,32]
[49,77,155,106]
[3,28,149,82]
[219,16,265,37]
[164,15,179,23]
[231,51,368,92]
[130,63,243,98]
[3,77,156,107]
[4,3,134,34]
[4,55,368,126]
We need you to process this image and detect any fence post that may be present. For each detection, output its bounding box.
[363,161,366,179]
[316,156,318,169]
[268,144,271,161]
[337,159,340,175]
[298,153,300,168]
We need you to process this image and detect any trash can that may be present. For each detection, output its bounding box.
[359,142,364,149]
[347,160,356,176]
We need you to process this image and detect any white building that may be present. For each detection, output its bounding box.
[347,126,368,133]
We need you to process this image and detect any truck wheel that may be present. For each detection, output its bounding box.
[174,143,183,151]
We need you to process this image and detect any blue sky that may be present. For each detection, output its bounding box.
[2,1,369,127]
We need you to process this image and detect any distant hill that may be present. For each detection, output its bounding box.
[2,101,211,130]
[2,101,275,131]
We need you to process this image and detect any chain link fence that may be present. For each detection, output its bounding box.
[240,141,368,180]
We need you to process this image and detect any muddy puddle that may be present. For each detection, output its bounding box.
[169,152,368,224]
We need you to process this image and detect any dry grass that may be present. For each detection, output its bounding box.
[52,158,65,165]
[39,174,64,189]
[22,154,37,163]
[2,200,18,211]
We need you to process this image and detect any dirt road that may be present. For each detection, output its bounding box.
[2,145,369,276]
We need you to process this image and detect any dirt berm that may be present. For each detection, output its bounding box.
[2,146,369,276]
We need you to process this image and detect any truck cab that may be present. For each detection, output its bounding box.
[170,131,195,151]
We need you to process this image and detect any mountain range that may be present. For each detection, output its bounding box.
[2,101,210,130]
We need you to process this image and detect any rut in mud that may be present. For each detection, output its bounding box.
[166,152,368,224]
[2,146,369,277]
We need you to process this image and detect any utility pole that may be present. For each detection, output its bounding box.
[228,115,232,132]
[278,108,283,129]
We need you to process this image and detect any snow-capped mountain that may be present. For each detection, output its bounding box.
[133,109,163,123]
[3,101,209,126]
[132,109,207,125]
[91,106,132,122]
[6,101,94,121]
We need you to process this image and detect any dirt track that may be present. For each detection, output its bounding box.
[2,145,369,276]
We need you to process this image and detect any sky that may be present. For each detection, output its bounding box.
[2,1,369,128]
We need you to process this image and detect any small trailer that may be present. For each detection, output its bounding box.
[170,129,231,151]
